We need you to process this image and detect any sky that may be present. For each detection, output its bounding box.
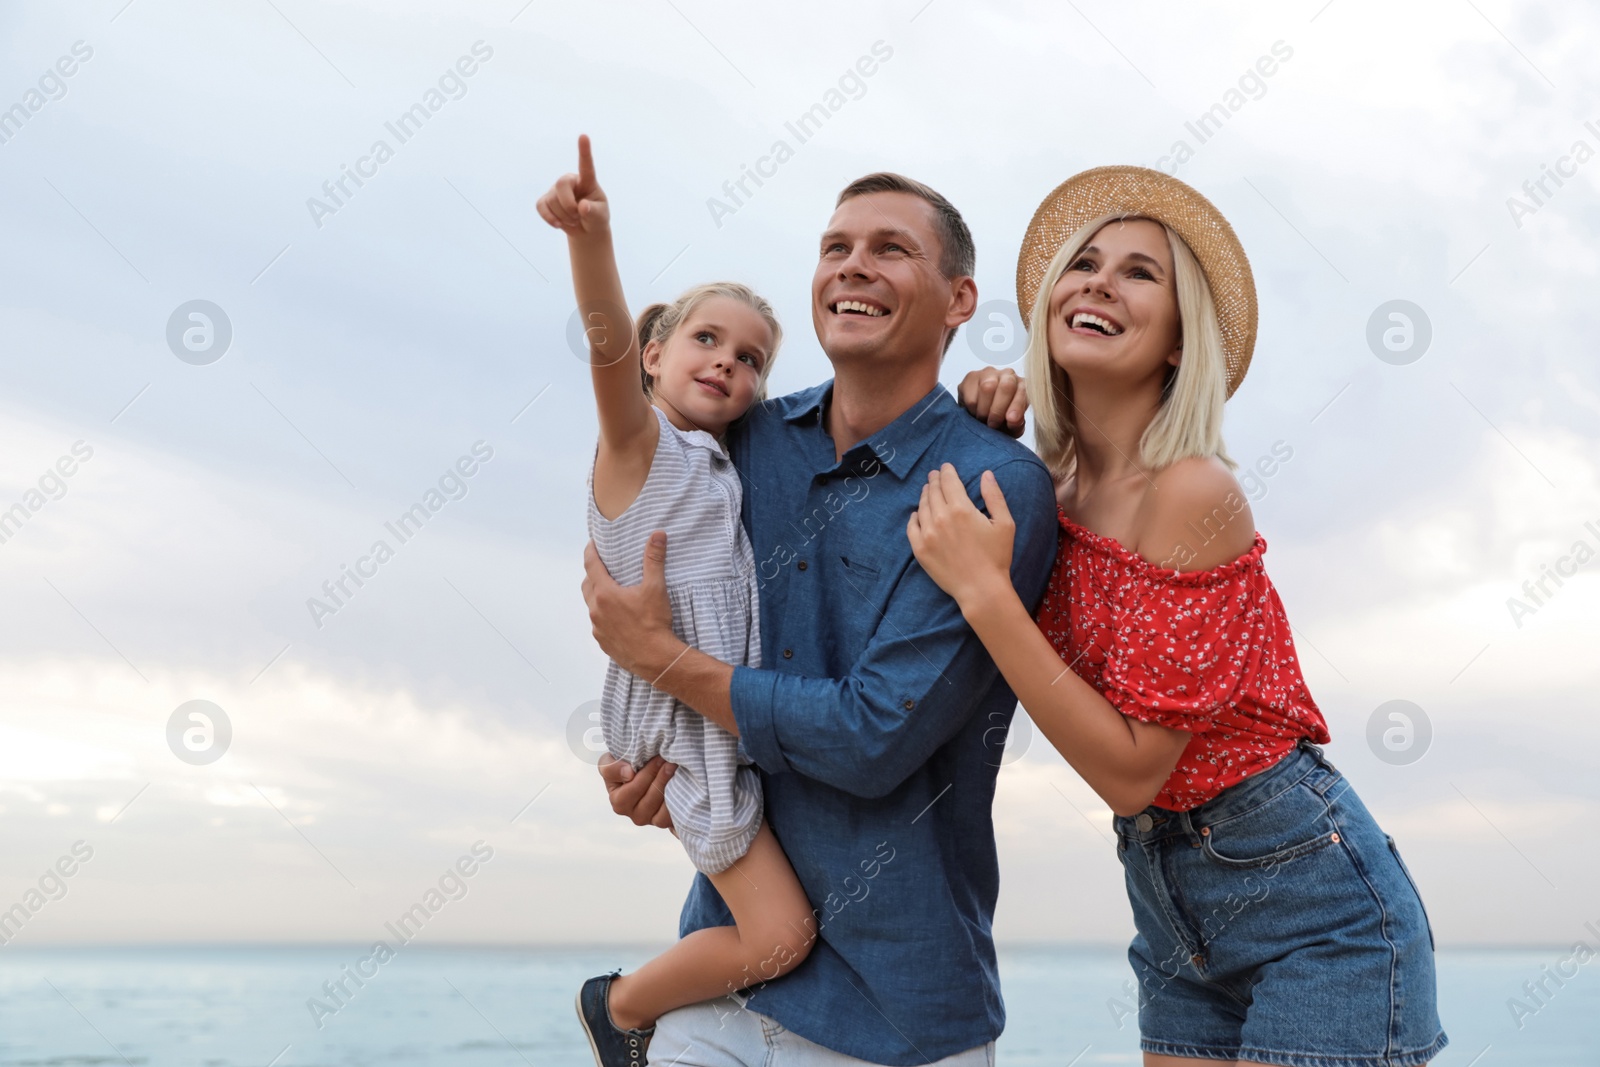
[1,0,1597,956]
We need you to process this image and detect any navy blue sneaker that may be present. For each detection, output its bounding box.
[576,970,654,1067]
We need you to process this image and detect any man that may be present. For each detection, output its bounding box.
[582,173,1058,1066]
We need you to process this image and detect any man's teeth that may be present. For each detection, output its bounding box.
[1071,312,1123,336]
[834,300,886,317]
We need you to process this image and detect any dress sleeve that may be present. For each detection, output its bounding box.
[1099,563,1273,731]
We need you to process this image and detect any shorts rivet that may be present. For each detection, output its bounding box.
[1330,832,1340,843]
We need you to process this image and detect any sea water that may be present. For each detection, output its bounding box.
[0,945,1592,1065]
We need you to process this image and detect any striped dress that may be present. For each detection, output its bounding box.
[586,405,764,874]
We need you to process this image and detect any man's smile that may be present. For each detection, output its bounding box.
[829,297,890,317]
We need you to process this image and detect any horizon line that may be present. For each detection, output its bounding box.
[0,939,1570,952]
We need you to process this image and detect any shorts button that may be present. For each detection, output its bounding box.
[1134,813,1154,832]
[782,649,793,659]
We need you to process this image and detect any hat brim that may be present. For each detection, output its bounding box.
[1015,166,1256,399]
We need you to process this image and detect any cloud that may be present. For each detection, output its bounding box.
[1,0,1595,946]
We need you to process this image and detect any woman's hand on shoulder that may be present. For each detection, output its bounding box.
[1134,456,1255,572]
[956,367,1028,438]
[907,463,1018,609]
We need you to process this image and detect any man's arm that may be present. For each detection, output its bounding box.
[729,457,1055,798]
[583,459,1059,799]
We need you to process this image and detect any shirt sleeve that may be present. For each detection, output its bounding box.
[730,457,1059,799]
[1099,563,1273,731]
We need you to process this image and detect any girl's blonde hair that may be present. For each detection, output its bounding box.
[1023,212,1235,480]
[636,282,782,403]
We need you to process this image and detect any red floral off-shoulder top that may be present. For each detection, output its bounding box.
[1035,508,1330,811]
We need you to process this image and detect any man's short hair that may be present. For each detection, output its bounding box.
[835,172,975,281]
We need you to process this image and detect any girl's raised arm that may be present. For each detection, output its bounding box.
[537,135,652,454]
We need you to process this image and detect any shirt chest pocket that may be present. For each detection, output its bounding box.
[824,548,889,654]
[838,551,882,586]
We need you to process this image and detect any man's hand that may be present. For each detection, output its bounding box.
[599,754,677,830]
[957,367,1029,438]
[582,530,680,680]
[536,134,610,237]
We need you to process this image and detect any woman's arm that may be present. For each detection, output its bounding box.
[907,464,1189,816]
[956,367,1029,439]
[536,135,655,459]
[960,571,1189,816]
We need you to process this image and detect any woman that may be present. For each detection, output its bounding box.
[912,167,1447,1067]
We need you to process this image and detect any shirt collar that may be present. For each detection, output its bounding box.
[776,379,952,480]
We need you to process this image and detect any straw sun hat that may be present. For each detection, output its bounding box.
[1015,166,1257,398]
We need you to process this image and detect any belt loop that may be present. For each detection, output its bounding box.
[1301,740,1342,793]
[1307,738,1336,770]
[1178,809,1200,848]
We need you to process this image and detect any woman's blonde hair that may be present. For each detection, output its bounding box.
[637,282,782,403]
[1023,212,1235,480]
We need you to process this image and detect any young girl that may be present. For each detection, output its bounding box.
[910,168,1447,1067]
[538,136,814,1067]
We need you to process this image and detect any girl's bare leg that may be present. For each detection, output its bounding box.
[608,822,816,1030]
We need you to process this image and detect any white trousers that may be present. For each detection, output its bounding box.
[646,997,995,1067]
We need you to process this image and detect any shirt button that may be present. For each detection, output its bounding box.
[902,699,914,710]
[1134,813,1154,833]
[797,560,808,571]
[783,649,793,659]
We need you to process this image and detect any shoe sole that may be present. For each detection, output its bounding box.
[575,988,608,1067]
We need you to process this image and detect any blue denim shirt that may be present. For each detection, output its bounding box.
[677,379,1059,1065]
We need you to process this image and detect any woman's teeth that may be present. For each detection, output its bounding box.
[1071,312,1123,335]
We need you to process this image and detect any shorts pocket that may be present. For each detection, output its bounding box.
[1386,833,1436,952]
[1201,828,1340,869]
[1199,782,1341,870]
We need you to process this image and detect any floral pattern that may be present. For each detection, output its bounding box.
[1035,508,1331,811]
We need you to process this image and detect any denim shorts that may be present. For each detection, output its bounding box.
[1112,741,1448,1067]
